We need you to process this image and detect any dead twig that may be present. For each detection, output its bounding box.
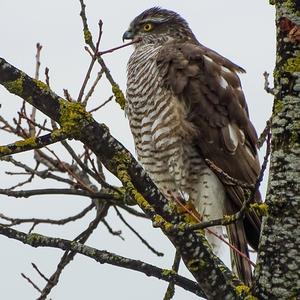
[77,20,103,103]
[115,207,164,257]
[263,71,275,95]
[97,38,141,56]
[102,219,124,240]
[31,263,50,282]
[89,95,113,113]
[83,69,104,106]
[21,273,42,293]
[163,251,181,300]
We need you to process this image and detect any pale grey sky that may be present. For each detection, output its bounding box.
[0,1,275,299]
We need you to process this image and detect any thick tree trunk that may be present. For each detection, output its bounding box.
[254,1,300,298]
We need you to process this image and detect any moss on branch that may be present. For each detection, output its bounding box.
[59,100,92,137]
[112,84,126,110]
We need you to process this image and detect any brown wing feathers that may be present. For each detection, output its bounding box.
[157,42,262,284]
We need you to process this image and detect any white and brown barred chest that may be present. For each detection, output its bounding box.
[126,44,207,199]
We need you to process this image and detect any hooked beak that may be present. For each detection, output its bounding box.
[122,30,134,42]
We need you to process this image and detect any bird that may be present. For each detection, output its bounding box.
[123,7,262,285]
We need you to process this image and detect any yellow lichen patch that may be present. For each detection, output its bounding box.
[175,200,199,222]
[59,99,92,137]
[26,233,44,244]
[236,284,250,295]
[187,259,206,271]
[250,203,269,216]
[161,269,177,276]
[83,29,92,43]
[112,84,126,110]
[236,284,258,300]
[3,72,25,96]
[152,214,174,232]
[0,145,11,156]
[115,161,153,212]
[284,0,296,10]
[274,99,283,114]
[33,79,51,93]
[15,136,37,148]
[283,57,300,74]
[223,214,236,223]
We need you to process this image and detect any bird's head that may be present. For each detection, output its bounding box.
[123,7,196,46]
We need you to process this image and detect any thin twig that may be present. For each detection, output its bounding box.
[83,69,104,106]
[163,251,181,300]
[77,20,103,103]
[89,95,113,113]
[21,273,42,293]
[7,162,39,190]
[37,204,109,300]
[32,263,50,282]
[97,38,141,56]
[18,112,52,132]
[102,219,124,240]
[263,71,275,95]
[257,118,272,149]
[1,223,204,297]
[115,207,164,257]
[0,203,94,232]
[205,159,254,189]
[45,67,50,86]
[79,0,118,86]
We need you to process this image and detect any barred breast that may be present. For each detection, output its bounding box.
[126,44,203,196]
[126,43,226,252]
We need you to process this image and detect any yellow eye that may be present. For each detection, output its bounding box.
[143,23,153,32]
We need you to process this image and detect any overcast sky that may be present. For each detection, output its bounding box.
[0,1,275,299]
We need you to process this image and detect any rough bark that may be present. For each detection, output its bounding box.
[253,1,300,298]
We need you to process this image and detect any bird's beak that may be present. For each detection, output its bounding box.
[122,30,134,42]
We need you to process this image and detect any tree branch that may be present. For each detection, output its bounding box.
[0,224,205,298]
[0,131,67,157]
[0,56,251,299]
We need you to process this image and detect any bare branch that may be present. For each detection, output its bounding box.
[115,207,164,257]
[98,38,141,56]
[163,251,181,300]
[102,219,124,240]
[77,20,103,103]
[263,71,275,95]
[205,159,254,189]
[0,131,67,157]
[0,203,94,229]
[83,69,104,106]
[0,224,205,298]
[37,204,108,300]
[31,263,50,282]
[89,95,113,113]
[21,273,42,293]
[0,187,119,201]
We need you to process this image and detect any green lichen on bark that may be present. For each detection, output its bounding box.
[83,29,92,44]
[273,98,283,114]
[33,79,51,93]
[26,233,48,246]
[0,145,11,156]
[59,99,92,137]
[161,269,177,276]
[235,285,258,300]
[15,136,37,148]
[250,203,269,216]
[112,84,126,110]
[2,72,25,96]
[283,57,300,73]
